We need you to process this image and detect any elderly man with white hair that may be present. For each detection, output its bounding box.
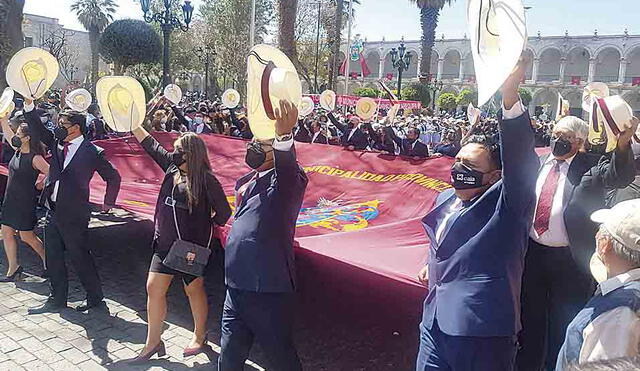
[517,115,639,371]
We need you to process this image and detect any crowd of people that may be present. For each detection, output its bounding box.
[1,56,640,371]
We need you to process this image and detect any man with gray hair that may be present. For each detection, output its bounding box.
[517,115,638,370]
[556,199,640,369]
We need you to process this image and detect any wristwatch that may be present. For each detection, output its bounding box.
[276,132,293,142]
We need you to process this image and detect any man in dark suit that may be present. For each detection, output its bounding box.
[516,115,637,371]
[386,126,430,158]
[416,60,539,370]
[328,113,369,150]
[219,100,308,371]
[293,119,311,143]
[309,120,328,144]
[24,100,121,315]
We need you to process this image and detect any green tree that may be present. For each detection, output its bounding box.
[353,87,380,97]
[456,88,478,107]
[99,20,161,75]
[437,92,457,111]
[200,0,275,99]
[326,0,359,90]
[70,0,118,94]
[408,0,455,78]
[519,87,533,106]
[402,82,431,107]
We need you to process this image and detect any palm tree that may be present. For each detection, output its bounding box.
[327,0,359,90]
[70,0,118,94]
[410,0,454,78]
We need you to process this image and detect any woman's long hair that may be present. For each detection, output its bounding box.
[18,123,45,156]
[174,133,212,212]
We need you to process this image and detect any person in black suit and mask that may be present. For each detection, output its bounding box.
[219,100,308,370]
[386,126,430,158]
[328,113,369,150]
[23,99,121,315]
[309,120,328,144]
[517,115,637,370]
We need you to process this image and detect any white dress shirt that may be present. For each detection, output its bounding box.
[529,154,576,247]
[579,268,640,363]
[432,100,526,245]
[311,131,320,143]
[52,135,84,202]
[347,126,358,141]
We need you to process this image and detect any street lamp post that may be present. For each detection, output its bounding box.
[389,40,412,100]
[194,45,215,98]
[425,79,444,110]
[140,0,194,88]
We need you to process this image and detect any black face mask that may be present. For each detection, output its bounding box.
[245,142,266,170]
[54,125,69,141]
[11,136,22,148]
[550,138,572,157]
[171,151,186,167]
[451,162,487,190]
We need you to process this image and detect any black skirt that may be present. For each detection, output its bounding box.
[1,152,39,231]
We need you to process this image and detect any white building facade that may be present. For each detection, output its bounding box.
[339,31,640,117]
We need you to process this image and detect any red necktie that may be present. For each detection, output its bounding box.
[63,142,71,161]
[533,160,564,236]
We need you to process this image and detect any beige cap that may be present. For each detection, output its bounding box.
[591,199,640,251]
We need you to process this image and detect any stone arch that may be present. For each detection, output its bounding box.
[594,44,624,58]
[565,46,590,82]
[383,52,396,77]
[625,46,640,84]
[538,48,562,82]
[622,90,640,116]
[561,88,584,117]
[522,49,534,80]
[442,49,461,80]
[594,47,621,83]
[406,48,420,77]
[532,87,559,118]
[429,50,438,77]
[365,49,381,79]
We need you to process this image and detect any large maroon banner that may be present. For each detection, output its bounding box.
[9,134,454,286]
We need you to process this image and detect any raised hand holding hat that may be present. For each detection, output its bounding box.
[6,47,59,100]
[96,76,146,133]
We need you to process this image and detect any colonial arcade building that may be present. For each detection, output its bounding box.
[339,31,640,117]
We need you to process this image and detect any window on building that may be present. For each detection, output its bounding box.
[24,37,33,47]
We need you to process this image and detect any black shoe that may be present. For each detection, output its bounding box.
[0,266,24,282]
[76,300,108,313]
[28,300,67,315]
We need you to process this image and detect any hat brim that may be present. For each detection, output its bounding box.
[222,88,240,109]
[164,84,183,105]
[96,76,146,133]
[320,90,336,111]
[582,83,610,113]
[6,47,59,100]
[247,44,302,140]
[0,88,15,118]
[590,208,612,223]
[65,88,92,112]
[355,97,377,120]
[467,0,526,106]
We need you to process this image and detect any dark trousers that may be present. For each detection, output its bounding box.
[516,240,594,371]
[218,288,301,371]
[45,213,103,305]
[416,320,517,371]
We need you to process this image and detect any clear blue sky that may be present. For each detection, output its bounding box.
[25,0,639,41]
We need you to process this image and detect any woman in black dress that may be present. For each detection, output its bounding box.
[126,124,232,364]
[0,114,49,281]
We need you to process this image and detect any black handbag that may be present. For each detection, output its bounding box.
[162,183,212,277]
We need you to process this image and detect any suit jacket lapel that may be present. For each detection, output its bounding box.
[422,191,456,248]
[61,139,88,174]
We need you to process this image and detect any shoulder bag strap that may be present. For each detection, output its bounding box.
[172,180,214,247]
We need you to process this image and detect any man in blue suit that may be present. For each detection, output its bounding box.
[219,100,308,371]
[416,60,539,370]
